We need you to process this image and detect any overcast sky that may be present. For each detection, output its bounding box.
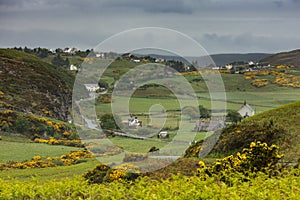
[0,0,300,54]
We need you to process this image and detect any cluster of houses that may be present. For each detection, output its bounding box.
[63,47,78,55]
[212,61,272,74]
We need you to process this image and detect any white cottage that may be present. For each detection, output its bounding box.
[84,84,99,92]
[238,101,255,118]
[70,64,78,71]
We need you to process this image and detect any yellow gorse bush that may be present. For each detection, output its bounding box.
[197,141,284,176]
[34,137,83,147]
[251,79,269,87]
[0,150,93,170]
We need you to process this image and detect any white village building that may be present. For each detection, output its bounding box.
[70,64,78,71]
[84,84,100,92]
[238,101,255,118]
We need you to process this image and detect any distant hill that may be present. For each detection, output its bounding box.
[260,49,300,67]
[211,100,300,162]
[140,53,272,66]
[0,49,74,121]
[210,53,272,66]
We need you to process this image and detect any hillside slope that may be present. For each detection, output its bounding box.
[0,49,74,121]
[212,100,300,162]
[210,53,272,66]
[260,49,300,67]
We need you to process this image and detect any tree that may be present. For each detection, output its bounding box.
[98,80,109,90]
[38,48,49,58]
[199,105,211,119]
[14,115,30,133]
[65,57,70,66]
[24,46,32,54]
[99,114,122,130]
[51,54,69,67]
[226,110,242,123]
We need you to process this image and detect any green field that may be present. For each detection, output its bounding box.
[0,135,82,162]
[0,158,99,181]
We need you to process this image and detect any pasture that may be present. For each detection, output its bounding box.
[0,135,82,162]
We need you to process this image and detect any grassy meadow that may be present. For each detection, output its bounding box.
[0,135,82,162]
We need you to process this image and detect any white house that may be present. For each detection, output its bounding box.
[63,47,77,55]
[96,53,105,58]
[225,64,233,70]
[70,64,78,71]
[132,59,141,63]
[84,84,99,92]
[158,131,169,138]
[238,101,255,118]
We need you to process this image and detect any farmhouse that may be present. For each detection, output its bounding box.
[84,84,99,92]
[238,101,255,118]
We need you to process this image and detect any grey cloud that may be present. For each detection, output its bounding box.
[200,32,299,53]
[102,0,194,14]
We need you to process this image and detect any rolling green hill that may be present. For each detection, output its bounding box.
[212,100,300,162]
[0,49,75,121]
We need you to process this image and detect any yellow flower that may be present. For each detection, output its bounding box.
[250,142,256,148]
[198,161,206,168]
[46,121,53,126]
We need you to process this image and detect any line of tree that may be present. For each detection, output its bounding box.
[51,54,70,68]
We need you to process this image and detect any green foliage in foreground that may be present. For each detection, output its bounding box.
[1,169,300,199]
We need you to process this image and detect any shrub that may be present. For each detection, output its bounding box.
[198,141,284,177]
[214,119,288,153]
[251,79,269,87]
[84,163,140,184]
[0,150,93,170]
[34,137,84,147]
[14,115,30,133]
[99,113,122,130]
[84,164,111,184]
[184,140,203,158]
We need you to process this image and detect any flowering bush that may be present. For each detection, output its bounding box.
[272,71,300,88]
[0,150,93,170]
[251,79,269,87]
[34,137,83,147]
[197,141,283,177]
[84,163,140,184]
[184,140,203,158]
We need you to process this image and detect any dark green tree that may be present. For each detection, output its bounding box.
[99,114,122,130]
[199,105,211,119]
[51,54,69,67]
[14,115,30,133]
[98,80,109,89]
[226,110,242,123]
